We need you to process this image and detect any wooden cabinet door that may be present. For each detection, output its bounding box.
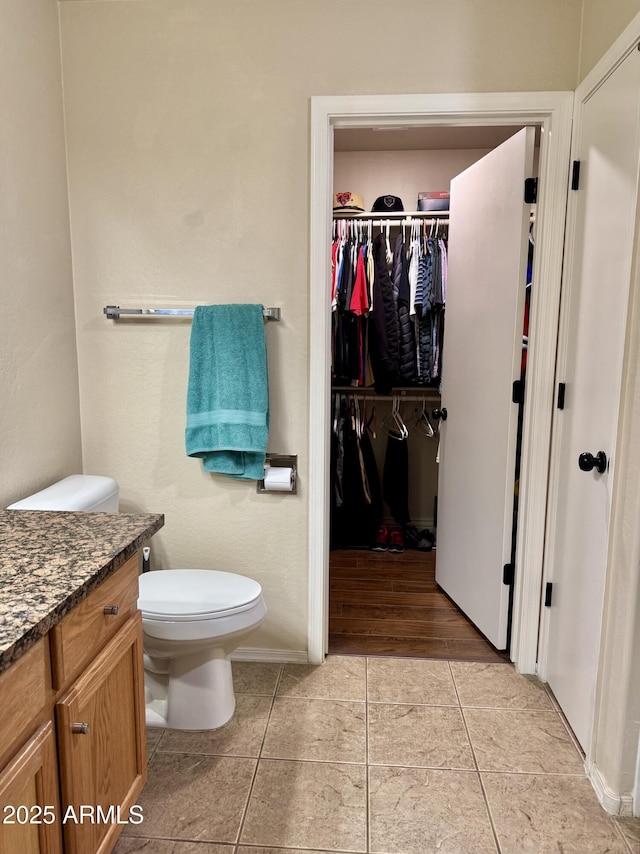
[56,613,147,854]
[0,721,62,854]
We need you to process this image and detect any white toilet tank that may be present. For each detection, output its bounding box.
[7,475,119,512]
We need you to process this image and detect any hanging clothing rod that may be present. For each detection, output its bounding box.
[332,387,440,402]
[104,305,281,321]
[334,215,450,226]
[332,213,534,226]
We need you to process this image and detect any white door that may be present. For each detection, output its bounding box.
[435,127,535,650]
[544,48,640,752]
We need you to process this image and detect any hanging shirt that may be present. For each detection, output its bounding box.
[350,244,369,316]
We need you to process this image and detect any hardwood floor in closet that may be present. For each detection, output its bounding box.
[329,549,508,662]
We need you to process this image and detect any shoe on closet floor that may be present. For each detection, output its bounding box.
[388,527,406,553]
[416,529,435,551]
[372,524,389,551]
[404,524,419,549]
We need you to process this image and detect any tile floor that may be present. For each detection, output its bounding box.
[114,655,640,854]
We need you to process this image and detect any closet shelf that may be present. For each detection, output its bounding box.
[333,210,449,221]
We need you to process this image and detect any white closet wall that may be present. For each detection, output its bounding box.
[334,148,494,213]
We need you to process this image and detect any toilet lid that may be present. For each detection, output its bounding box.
[138,569,263,621]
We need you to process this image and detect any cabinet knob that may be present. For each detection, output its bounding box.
[71,722,90,735]
[103,605,120,616]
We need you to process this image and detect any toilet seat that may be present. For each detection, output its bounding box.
[139,569,262,622]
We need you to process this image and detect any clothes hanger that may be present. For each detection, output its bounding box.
[332,392,341,436]
[366,401,377,440]
[382,395,408,440]
[394,395,409,439]
[359,395,366,438]
[381,396,404,440]
[411,397,435,438]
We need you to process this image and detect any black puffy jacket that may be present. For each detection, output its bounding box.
[393,234,417,382]
[369,233,399,393]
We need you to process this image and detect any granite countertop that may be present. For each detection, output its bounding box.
[0,510,164,675]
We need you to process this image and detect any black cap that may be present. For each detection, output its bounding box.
[372,195,404,213]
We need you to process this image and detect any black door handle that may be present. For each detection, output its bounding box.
[578,451,607,473]
[431,407,448,421]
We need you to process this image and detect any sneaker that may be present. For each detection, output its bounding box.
[372,524,389,551]
[388,527,406,553]
[416,529,435,552]
[404,524,419,549]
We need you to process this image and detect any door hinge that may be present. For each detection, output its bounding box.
[524,177,538,204]
[557,382,566,410]
[503,564,514,586]
[571,161,581,191]
[512,379,524,404]
[544,582,553,607]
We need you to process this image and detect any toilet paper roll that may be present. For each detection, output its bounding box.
[263,466,295,492]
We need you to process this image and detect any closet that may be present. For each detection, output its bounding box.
[328,125,537,659]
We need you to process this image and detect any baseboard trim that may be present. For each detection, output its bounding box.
[230,647,309,664]
[589,762,635,816]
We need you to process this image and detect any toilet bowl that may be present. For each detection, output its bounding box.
[139,569,266,730]
[7,475,266,731]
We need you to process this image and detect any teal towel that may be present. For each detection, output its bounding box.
[186,304,269,480]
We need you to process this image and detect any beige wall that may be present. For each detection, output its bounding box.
[0,0,82,510]
[580,0,640,79]
[57,0,582,655]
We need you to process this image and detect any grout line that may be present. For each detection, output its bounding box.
[272,661,285,697]
[448,658,464,712]
[457,703,576,713]
[364,699,564,711]
[452,661,503,853]
[233,663,283,846]
[120,833,236,845]
[263,695,367,704]
[543,683,586,764]
[365,656,370,853]
[235,845,364,853]
[146,730,164,764]
[613,818,637,854]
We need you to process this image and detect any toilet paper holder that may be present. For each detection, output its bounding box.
[257,454,297,494]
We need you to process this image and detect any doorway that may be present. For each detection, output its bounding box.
[327,125,535,660]
[309,92,574,671]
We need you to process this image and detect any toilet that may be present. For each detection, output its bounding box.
[7,475,267,731]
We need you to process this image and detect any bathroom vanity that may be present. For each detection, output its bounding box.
[0,509,163,854]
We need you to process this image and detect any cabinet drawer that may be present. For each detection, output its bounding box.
[0,638,50,766]
[50,554,139,691]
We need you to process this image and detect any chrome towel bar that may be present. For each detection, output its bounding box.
[104,305,281,321]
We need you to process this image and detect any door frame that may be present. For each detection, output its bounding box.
[308,91,574,672]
